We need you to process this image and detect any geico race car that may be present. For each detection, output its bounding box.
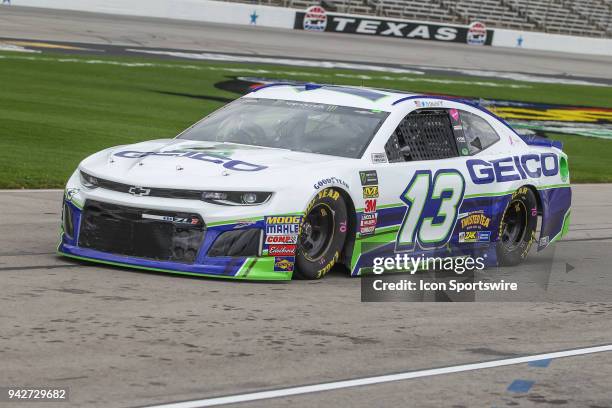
[59,84,571,280]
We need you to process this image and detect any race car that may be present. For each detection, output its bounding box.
[59,83,571,280]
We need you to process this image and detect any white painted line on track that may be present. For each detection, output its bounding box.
[0,189,63,193]
[146,344,612,408]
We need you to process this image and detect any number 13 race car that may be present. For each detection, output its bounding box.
[59,84,571,280]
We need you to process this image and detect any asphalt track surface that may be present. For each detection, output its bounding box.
[1,6,612,81]
[1,185,612,407]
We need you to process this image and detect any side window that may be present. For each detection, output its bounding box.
[384,109,458,162]
[459,110,500,155]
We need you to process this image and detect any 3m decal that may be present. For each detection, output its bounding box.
[364,199,377,213]
[359,170,379,186]
[268,244,297,256]
[363,185,379,198]
[397,169,465,251]
[114,150,267,172]
[467,153,559,184]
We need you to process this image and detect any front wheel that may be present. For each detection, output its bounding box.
[496,187,538,266]
[295,188,348,279]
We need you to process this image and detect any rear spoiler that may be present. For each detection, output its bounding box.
[517,134,563,150]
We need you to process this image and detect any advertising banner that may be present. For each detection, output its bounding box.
[294,7,495,45]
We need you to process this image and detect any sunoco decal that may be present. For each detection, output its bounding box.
[294,12,494,45]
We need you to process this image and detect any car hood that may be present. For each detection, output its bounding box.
[80,139,350,190]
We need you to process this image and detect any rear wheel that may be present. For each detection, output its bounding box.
[496,187,538,266]
[295,189,348,279]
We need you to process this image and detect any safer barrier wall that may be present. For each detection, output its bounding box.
[11,0,296,29]
[492,28,612,56]
[10,0,612,56]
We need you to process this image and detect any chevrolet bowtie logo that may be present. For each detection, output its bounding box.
[128,186,151,196]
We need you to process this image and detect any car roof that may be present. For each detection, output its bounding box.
[243,83,419,111]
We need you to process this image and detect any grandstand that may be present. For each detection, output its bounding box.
[238,0,612,37]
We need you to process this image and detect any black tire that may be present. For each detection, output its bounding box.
[295,188,349,280]
[496,186,538,266]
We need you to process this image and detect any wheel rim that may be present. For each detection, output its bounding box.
[500,200,528,251]
[300,203,334,262]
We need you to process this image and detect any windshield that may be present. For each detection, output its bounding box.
[178,98,389,158]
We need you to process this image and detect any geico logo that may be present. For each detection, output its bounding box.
[467,153,559,184]
[266,216,301,224]
[266,224,300,235]
[114,150,267,172]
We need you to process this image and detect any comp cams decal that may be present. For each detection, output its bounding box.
[265,215,301,272]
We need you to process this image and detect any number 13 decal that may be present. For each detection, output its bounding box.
[396,169,465,251]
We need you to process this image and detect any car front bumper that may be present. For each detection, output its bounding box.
[58,183,297,281]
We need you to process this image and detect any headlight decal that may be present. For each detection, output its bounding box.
[201,191,272,206]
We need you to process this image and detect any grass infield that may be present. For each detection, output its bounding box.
[0,51,610,188]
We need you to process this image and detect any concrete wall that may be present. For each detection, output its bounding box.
[11,0,612,56]
[12,0,296,29]
[492,28,612,56]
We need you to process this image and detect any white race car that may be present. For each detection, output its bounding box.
[59,84,571,280]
